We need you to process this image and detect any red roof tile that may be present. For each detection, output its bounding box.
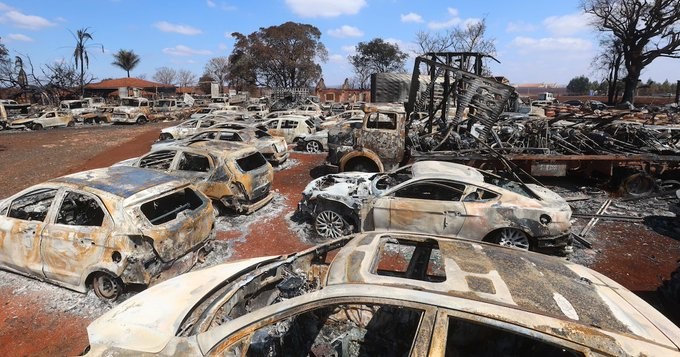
[86,78,175,89]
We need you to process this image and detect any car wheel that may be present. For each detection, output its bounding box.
[159,132,173,141]
[136,116,147,125]
[67,121,75,127]
[305,140,322,153]
[493,228,530,250]
[92,272,123,301]
[32,123,43,130]
[621,173,655,197]
[315,210,350,238]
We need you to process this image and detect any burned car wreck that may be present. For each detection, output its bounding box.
[0,166,215,300]
[126,144,274,214]
[299,161,572,253]
[84,232,680,356]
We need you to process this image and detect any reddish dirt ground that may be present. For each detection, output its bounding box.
[0,124,678,356]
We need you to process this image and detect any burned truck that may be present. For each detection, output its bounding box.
[325,52,680,195]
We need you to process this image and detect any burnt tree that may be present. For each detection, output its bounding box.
[583,0,680,104]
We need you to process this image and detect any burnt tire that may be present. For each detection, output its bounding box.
[67,121,75,127]
[136,116,147,125]
[92,272,123,301]
[621,173,655,197]
[32,123,43,130]
[159,132,173,141]
[314,210,351,238]
[305,140,322,153]
[491,228,530,250]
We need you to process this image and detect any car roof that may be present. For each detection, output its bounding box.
[50,166,182,199]
[325,232,680,347]
[411,161,485,182]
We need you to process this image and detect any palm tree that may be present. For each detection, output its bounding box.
[71,27,102,96]
[111,49,141,77]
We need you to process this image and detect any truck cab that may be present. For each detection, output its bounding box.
[111,97,151,124]
[326,104,407,172]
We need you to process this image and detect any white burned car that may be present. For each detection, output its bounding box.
[183,126,289,166]
[0,166,215,300]
[83,232,680,356]
[128,144,274,214]
[299,161,572,254]
[158,117,224,141]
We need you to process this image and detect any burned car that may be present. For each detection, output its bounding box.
[182,127,289,166]
[299,161,572,253]
[0,166,215,300]
[158,117,223,141]
[295,119,363,153]
[83,232,680,356]
[128,144,273,214]
[8,110,74,130]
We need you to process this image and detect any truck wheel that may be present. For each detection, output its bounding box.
[344,159,379,173]
[92,272,123,301]
[305,140,322,153]
[315,210,351,238]
[136,116,147,124]
[67,121,75,127]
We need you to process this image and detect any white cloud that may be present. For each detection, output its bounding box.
[154,21,202,35]
[206,1,236,11]
[206,0,216,7]
[506,21,536,33]
[0,2,12,11]
[328,25,363,38]
[510,36,592,53]
[285,0,366,18]
[401,12,423,23]
[6,33,32,42]
[543,13,591,36]
[428,7,461,30]
[162,45,212,56]
[2,10,55,30]
[217,43,230,51]
[341,45,356,53]
[329,54,345,63]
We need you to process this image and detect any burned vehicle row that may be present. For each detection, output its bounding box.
[299,161,572,254]
[84,232,680,356]
[0,166,215,301]
[125,143,274,214]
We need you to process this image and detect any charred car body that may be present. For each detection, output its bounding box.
[111,97,152,124]
[8,110,74,130]
[128,144,274,214]
[158,117,224,141]
[299,161,572,253]
[180,126,289,166]
[84,232,680,356]
[0,166,215,300]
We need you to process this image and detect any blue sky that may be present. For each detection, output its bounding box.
[0,0,677,87]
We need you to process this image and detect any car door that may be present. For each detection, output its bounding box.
[358,111,404,167]
[382,180,467,236]
[40,190,111,287]
[0,188,58,276]
[265,119,283,138]
[458,186,502,239]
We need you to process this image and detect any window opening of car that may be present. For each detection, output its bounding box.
[267,120,279,129]
[222,303,423,357]
[254,129,271,138]
[8,188,58,221]
[373,238,446,282]
[463,187,499,202]
[373,166,413,190]
[199,120,213,128]
[394,181,465,201]
[177,153,210,172]
[56,191,105,226]
[140,188,203,225]
[139,150,176,170]
[282,120,297,129]
[444,316,583,357]
[366,112,397,130]
[236,152,268,172]
[179,120,197,128]
[218,132,241,142]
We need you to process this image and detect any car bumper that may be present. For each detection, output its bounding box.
[264,151,289,165]
[535,232,573,254]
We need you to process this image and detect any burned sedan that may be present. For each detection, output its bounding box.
[0,166,215,300]
[84,232,680,356]
[183,127,289,166]
[128,144,274,214]
[299,161,572,253]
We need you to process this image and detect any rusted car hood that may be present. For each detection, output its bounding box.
[86,256,277,354]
